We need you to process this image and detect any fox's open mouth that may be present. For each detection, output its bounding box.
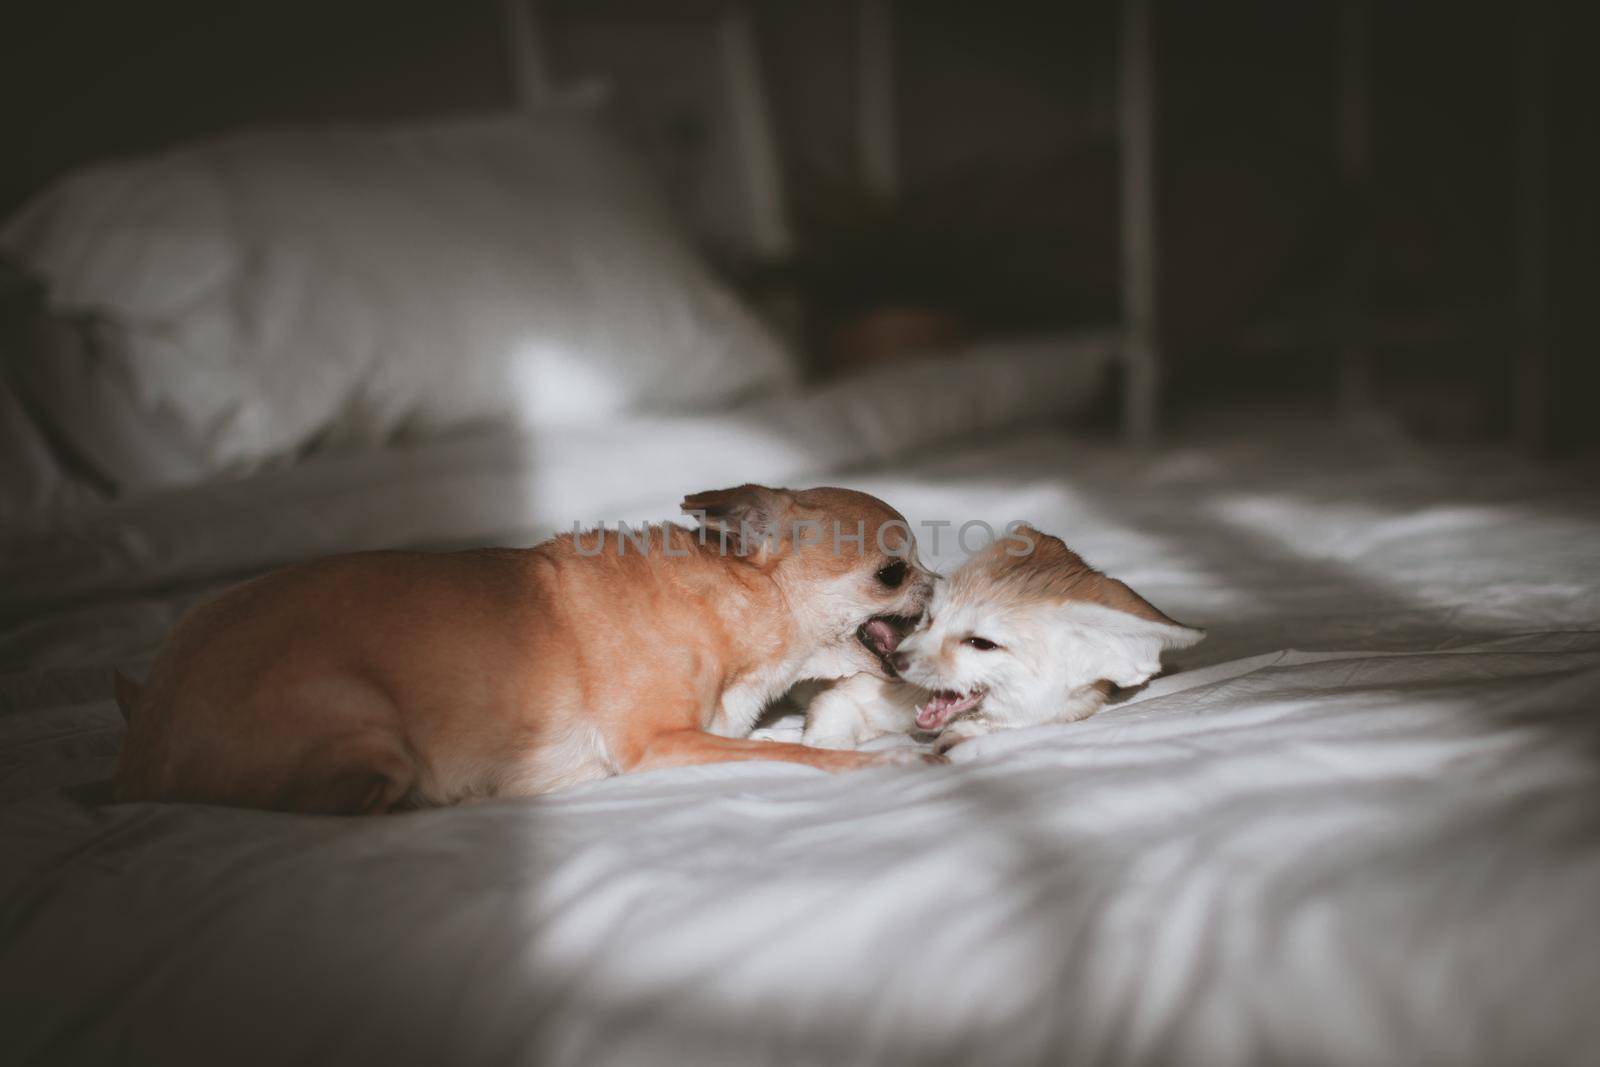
[857,614,916,676]
[916,688,987,731]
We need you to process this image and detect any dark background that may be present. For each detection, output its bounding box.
[2,0,1592,446]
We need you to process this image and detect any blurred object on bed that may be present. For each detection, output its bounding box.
[822,306,970,374]
[0,106,796,502]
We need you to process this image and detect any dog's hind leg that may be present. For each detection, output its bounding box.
[285,734,419,814]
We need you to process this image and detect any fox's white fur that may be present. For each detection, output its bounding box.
[803,526,1203,752]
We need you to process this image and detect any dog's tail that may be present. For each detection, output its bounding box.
[113,670,142,722]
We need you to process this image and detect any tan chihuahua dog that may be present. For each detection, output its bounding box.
[113,485,937,813]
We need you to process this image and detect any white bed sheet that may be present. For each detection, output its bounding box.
[3,403,1599,1066]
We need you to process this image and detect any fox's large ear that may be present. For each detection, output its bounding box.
[681,484,793,562]
[1056,576,1204,690]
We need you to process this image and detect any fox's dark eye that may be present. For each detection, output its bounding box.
[875,561,907,588]
[964,637,999,651]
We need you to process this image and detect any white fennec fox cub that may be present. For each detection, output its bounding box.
[802,525,1203,752]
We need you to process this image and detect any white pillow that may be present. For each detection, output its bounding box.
[1,110,796,483]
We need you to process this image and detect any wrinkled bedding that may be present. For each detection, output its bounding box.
[3,402,1599,1066]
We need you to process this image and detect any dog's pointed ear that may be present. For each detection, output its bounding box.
[1057,573,1204,690]
[994,525,1087,574]
[1089,575,1203,643]
[681,485,793,562]
[985,524,1204,689]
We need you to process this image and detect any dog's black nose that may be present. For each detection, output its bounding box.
[889,651,910,673]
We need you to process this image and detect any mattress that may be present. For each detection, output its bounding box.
[3,398,1599,1066]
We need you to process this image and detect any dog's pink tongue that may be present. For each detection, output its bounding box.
[917,691,960,730]
[863,617,902,654]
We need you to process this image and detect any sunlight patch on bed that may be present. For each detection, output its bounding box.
[1208,494,1516,562]
[1206,491,1600,629]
